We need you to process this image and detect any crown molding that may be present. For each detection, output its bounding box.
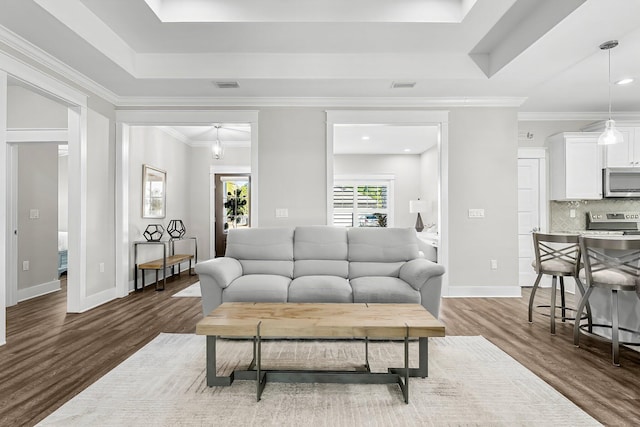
[518,112,640,121]
[0,25,119,105]
[115,96,528,108]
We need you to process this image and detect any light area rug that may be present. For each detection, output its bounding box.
[172,281,201,297]
[39,334,601,427]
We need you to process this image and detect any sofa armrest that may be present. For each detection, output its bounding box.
[194,257,243,289]
[399,258,445,291]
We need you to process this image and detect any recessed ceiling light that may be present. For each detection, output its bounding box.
[214,81,240,89]
[615,78,634,85]
[361,136,370,140]
[403,148,412,152]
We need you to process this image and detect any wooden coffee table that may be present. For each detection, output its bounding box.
[195,302,445,403]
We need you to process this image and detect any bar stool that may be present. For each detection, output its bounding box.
[574,236,640,366]
[529,232,592,334]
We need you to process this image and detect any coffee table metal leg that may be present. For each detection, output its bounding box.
[396,325,410,404]
[206,335,234,386]
[364,337,370,371]
[256,322,266,401]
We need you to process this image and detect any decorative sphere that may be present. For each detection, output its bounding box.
[167,219,186,238]
[143,224,164,241]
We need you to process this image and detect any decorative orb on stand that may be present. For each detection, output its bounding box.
[167,219,186,238]
[143,224,165,241]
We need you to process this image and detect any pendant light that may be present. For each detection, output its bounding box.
[212,125,224,159]
[598,40,623,145]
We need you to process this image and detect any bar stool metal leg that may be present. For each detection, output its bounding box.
[559,276,567,322]
[574,277,593,333]
[550,275,558,334]
[574,285,595,346]
[612,290,620,367]
[528,273,543,323]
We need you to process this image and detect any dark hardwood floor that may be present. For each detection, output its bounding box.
[1,278,639,426]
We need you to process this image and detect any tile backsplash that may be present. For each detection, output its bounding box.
[550,199,640,232]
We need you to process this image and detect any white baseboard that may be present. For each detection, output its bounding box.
[81,287,117,312]
[18,280,61,302]
[445,286,522,298]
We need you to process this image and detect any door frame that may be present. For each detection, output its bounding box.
[210,166,251,257]
[1,52,88,346]
[517,148,549,287]
[115,110,259,294]
[5,129,68,306]
[326,110,450,295]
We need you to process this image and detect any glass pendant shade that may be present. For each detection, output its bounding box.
[211,125,224,159]
[598,119,624,145]
[212,139,224,159]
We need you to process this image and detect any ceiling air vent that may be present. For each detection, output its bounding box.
[391,81,416,89]
[214,81,240,89]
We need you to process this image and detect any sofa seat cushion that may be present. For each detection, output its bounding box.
[288,276,352,303]
[223,274,291,302]
[351,277,420,304]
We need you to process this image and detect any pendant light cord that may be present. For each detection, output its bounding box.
[608,47,612,120]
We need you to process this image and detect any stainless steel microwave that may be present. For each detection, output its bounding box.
[603,167,640,197]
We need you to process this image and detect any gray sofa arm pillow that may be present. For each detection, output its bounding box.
[399,258,445,291]
[194,257,243,289]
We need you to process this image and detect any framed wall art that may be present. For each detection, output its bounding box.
[142,164,166,218]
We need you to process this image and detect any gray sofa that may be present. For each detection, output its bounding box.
[194,226,445,318]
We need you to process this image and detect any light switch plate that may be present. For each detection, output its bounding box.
[275,208,289,218]
[468,208,485,218]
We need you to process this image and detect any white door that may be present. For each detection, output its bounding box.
[518,158,541,287]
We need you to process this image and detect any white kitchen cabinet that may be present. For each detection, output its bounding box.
[548,132,602,200]
[601,127,636,166]
[583,122,640,167]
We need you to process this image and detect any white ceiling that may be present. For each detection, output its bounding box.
[0,0,639,113]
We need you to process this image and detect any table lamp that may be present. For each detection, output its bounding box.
[409,199,428,232]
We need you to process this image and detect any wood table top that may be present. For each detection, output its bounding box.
[196,303,446,338]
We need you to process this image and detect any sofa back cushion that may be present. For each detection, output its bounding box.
[225,227,294,278]
[347,228,419,278]
[293,226,348,278]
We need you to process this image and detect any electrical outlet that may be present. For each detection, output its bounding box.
[29,209,39,219]
[99,262,105,273]
[23,260,29,271]
[490,259,498,270]
[570,209,576,218]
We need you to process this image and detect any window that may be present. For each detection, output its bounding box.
[221,177,250,232]
[332,177,393,227]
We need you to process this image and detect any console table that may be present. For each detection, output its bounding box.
[134,237,198,291]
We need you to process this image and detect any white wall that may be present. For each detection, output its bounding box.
[58,153,68,231]
[17,143,59,297]
[447,107,519,294]
[420,146,439,229]
[258,108,327,227]
[128,126,191,285]
[86,110,115,295]
[518,120,595,148]
[7,85,67,128]
[333,154,422,228]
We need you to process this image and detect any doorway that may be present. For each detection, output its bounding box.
[326,110,449,294]
[214,174,250,257]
